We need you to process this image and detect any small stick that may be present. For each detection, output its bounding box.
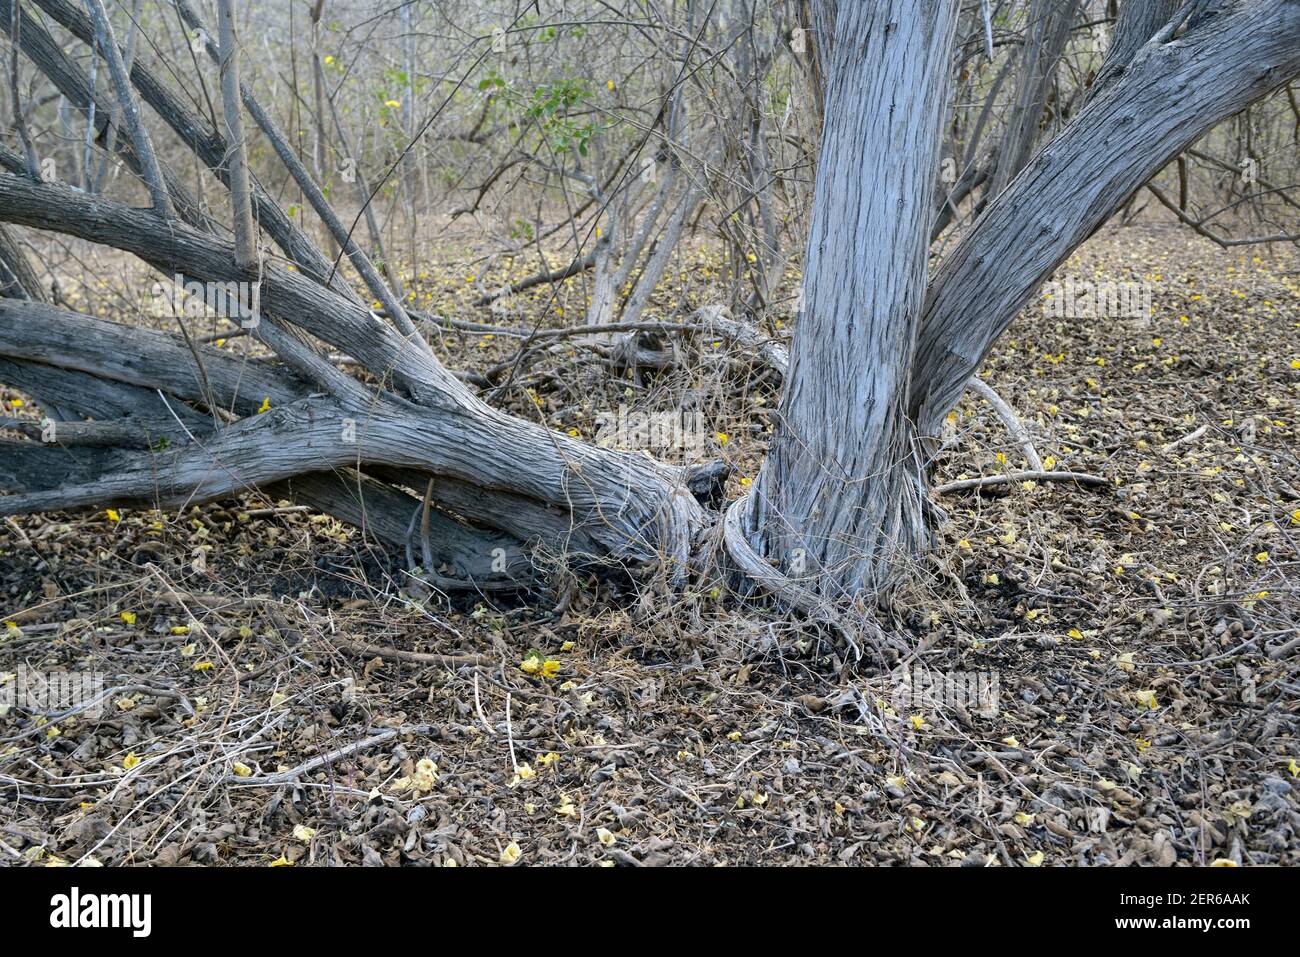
[1160,423,1208,453]
[473,672,496,736]
[934,470,1107,495]
[225,726,429,785]
[505,692,518,773]
[333,639,491,667]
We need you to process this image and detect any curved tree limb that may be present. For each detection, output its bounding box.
[911,0,1300,436]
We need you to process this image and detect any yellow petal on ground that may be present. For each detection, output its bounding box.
[1133,689,1158,710]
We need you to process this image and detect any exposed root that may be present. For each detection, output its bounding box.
[720,493,897,661]
[965,375,1044,471]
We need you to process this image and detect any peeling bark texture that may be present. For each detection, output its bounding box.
[744,0,961,597]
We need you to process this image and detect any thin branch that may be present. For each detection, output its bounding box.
[84,0,172,216]
[216,0,256,270]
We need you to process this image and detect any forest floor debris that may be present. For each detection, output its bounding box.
[1,222,1297,865]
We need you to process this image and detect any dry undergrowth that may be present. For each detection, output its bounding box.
[1,219,1297,866]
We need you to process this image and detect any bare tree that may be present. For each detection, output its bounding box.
[0,0,1297,621]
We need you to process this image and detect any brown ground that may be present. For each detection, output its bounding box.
[1,220,1298,866]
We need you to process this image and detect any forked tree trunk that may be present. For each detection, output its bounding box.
[743,0,960,597]
[1,0,1297,609]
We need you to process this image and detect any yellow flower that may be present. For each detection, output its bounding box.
[193,661,214,672]
[384,99,401,108]
[122,752,141,771]
[120,611,136,625]
[1002,736,1020,748]
[1254,552,1269,563]
[257,397,271,414]
[715,431,729,445]
[606,80,615,91]
[106,508,121,522]
[499,842,522,865]
[268,854,294,867]
[541,659,561,678]
[1025,851,1045,866]
[232,761,252,777]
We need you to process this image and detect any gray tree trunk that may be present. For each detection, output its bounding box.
[1,0,1297,608]
[743,0,961,597]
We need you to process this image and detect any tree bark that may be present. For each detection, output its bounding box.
[742,0,961,597]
